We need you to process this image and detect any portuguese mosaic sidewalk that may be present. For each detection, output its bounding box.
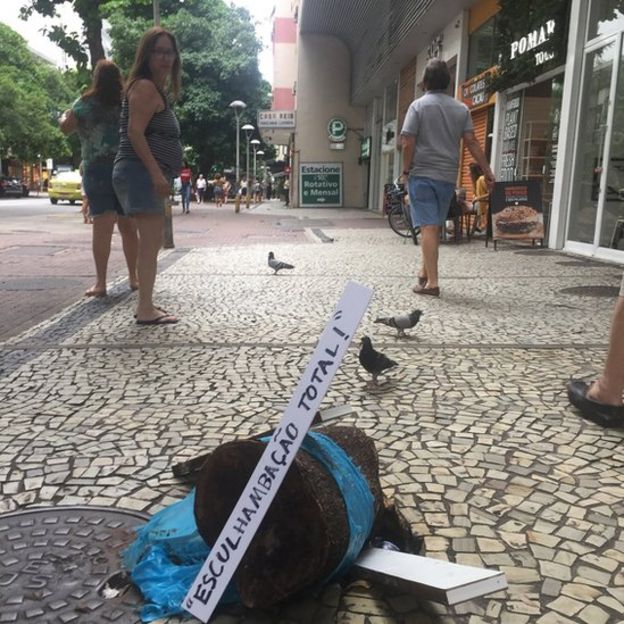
[0,201,623,623]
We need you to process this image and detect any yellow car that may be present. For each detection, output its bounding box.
[48,170,82,205]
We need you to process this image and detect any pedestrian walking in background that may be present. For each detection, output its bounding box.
[401,58,494,297]
[112,26,182,325]
[60,60,138,298]
[195,174,207,204]
[283,178,290,206]
[567,273,624,426]
[223,178,232,204]
[469,162,489,233]
[180,161,192,213]
[210,174,225,207]
[253,179,262,203]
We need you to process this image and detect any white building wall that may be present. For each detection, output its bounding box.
[295,33,366,208]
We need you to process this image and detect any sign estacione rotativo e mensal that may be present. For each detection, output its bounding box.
[300,163,343,207]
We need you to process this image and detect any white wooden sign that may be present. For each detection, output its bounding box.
[183,281,373,622]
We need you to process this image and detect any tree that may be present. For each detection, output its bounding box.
[19,0,108,71]
[0,23,74,163]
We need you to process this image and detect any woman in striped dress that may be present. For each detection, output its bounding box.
[113,27,183,325]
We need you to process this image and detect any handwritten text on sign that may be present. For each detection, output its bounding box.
[183,281,373,622]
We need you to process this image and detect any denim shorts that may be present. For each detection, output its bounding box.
[407,176,456,227]
[112,159,167,216]
[83,162,123,217]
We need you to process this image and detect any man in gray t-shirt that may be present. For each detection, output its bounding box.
[401,59,494,297]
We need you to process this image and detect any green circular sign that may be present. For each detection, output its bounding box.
[327,117,347,142]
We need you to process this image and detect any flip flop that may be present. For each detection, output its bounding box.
[134,306,168,319]
[85,288,106,297]
[136,314,178,326]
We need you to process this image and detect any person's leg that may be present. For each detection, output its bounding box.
[587,296,624,405]
[185,184,191,212]
[87,212,116,296]
[420,225,440,288]
[135,213,174,321]
[116,215,139,290]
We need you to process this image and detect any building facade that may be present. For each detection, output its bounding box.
[265,0,624,264]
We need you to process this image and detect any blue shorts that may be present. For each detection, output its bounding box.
[408,176,456,227]
[83,162,123,217]
[112,159,167,216]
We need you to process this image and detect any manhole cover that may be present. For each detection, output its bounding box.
[0,506,148,623]
[559,285,620,298]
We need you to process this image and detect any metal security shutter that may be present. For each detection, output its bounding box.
[460,107,488,198]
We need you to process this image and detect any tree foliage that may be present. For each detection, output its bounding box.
[0,23,75,162]
[19,0,107,72]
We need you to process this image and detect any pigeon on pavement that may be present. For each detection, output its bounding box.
[374,309,423,337]
[359,336,398,386]
[268,251,294,275]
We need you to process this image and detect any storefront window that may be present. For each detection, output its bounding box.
[599,41,624,249]
[588,1,624,41]
[467,17,498,78]
[568,41,616,244]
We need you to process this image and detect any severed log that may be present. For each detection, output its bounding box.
[193,425,385,609]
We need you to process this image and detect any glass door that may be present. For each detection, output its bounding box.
[567,37,618,247]
[567,31,624,257]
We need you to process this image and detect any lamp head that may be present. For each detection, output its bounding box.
[250,139,261,147]
[256,150,265,156]
[229,100,247,113]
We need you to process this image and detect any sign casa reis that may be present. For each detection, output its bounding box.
[257,110,296,129]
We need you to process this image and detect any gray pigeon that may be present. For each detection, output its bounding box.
[359,336,398,386]
[374,309,423,337]
[268,251,294,275]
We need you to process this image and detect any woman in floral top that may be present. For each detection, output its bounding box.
[60,59,138,297]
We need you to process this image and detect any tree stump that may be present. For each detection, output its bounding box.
[194,426,384,608]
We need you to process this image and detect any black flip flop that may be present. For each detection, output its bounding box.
[136,314,178,326]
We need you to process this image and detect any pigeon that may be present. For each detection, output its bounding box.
[374,309,423,337]
[358,336,398,386]
[268,251,294,275]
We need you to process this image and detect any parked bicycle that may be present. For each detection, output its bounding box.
[385,181,419,245]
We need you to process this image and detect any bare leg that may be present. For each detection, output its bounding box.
[117,215,139,290]
[86,212,116,296]
[587,296,624,405]
[419,225,440,288]
[135,213,173,321]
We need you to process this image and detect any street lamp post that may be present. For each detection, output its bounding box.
[242,123,254,209]
[229,100,247,213]
[256,150,264,201]
[250,139,260,201]
[153,0,160,24]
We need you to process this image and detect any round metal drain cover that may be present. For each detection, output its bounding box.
[559,285,620,298]
[0,506,148,623]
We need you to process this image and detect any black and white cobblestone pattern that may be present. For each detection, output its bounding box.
[0,230,622,624]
